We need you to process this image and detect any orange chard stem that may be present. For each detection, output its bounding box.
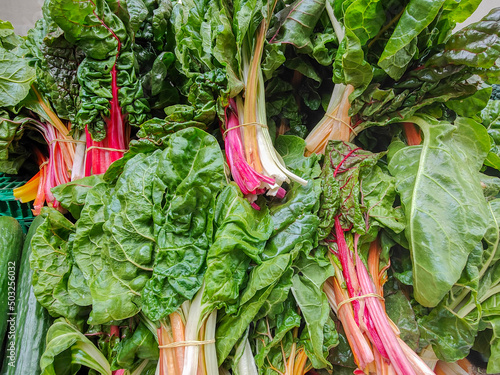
[403,122,422,146]
[330,278,374,369]
[170,312,185,374]
[334,84,355,142]
[157,328,166,375]
[368,239,385,306]
[292,349,308,375]
[457,358,473,373]
[434,362,447,375]
[32,149,48,216]
[159,324,177,375]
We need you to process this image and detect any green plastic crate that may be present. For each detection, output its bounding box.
[0,174,34,233]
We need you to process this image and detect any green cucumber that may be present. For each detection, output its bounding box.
[0,216,24,355]
[1,215,51,374]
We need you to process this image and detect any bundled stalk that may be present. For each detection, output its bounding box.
[13,88,75,214]
[223,10,307,204]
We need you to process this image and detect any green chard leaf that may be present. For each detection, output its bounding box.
[52,175,105,220]
[40,319,111,375]
[483,316,500,374]
[418,198,500,362]
[341,0,385,88]
[384,291,419,351]
[142,128,226,321]
[253,296,301,369]
[481,100,500,171]
[388,114,491,307]
[30,208,89,325]
[353,8,500,130]
[203,184,273,313]
[46,0,149,140]
[269,0,326,53]
[427,8,500,72]
[112,322,159,370]
[25,17,81,123]
[0,47,36,107]
[0,20,24,50]
[291,253,336,369]
[378,0,446,80]
[318,141,383,237]
[418,302,479,362]
[72,182,110,288]
[88,151,162,324]
[0,113,33,174]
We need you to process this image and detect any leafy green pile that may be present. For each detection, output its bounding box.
[2,0,500,374]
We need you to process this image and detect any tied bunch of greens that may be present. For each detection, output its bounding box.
[1,0,500,375]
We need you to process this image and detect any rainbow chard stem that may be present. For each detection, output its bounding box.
[354,249,416,375]
[224,99,276,203]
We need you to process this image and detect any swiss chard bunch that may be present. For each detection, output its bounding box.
[317,140,435,375]
[43,0,150,175]
[351,7,500,133]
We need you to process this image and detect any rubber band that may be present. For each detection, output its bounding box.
[223,122,268,138]
[158,339,216,349]
[336,293,384,311]
[39,160,49,170]
[49,138,85,145]
[86,146,127,153]
[324,113,359,136]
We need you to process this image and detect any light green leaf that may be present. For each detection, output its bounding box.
[0,48,36,107]
[388,114,491,307]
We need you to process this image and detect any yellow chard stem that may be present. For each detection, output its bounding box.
[32,86,69,137]
[243,22,267,173]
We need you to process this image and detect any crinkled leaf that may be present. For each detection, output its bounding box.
[30,208,88,324]
[418,304,479,361]
[52,175,105,220]
[319,141,382,237]
[341,0,384,88]
[25,17,81,123]
[142,128,226,321]
[88,151,162,324]
[46,0,148,139]
[0,113,32,174]
[361,165,405,234]
[72,183,110,285]
[351,77,480,130]
[203,184,273,312]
